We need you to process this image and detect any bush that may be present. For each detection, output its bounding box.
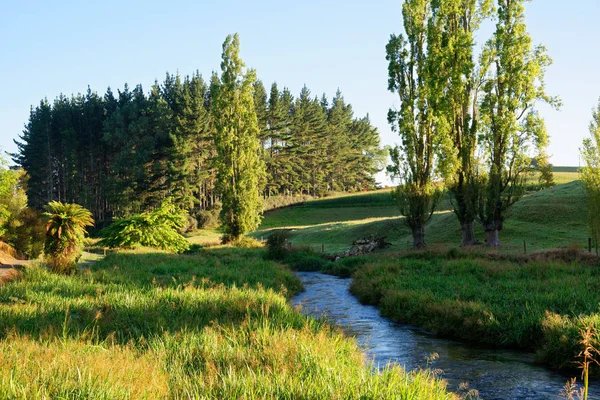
[322,257,368,277]
[196,203,221,229]
[266,230,292,260]
[179,215,198,233]
[99,199,190,253]
[285,248,328,271]
[233,237,264,249]
[44,202,94,274]
[10,208,45,259]
[446,247,460,259]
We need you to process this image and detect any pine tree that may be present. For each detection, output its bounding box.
[291,86,328,196]
[326,90,354,192]
[13,100,54,209]
[185,72,215,212]
[211,34,266,241]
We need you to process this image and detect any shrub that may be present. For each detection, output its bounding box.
[44,202,94,274]
[233,237,264,249]
[266,230,292,260]
[446,247,460,259]
[196,203,222,229]
[285,248,328,271]
[8,208,45,259]
[179,215,198,233]
[322,256,369,277]
[99,199,190,253]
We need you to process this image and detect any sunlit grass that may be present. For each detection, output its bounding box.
[0,248,456,399]
[258,180,589,254]
[348,252,600,371]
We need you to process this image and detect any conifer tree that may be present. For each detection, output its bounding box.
[326,90,354,192]
[211,34,266,241]
[291,86,328,196]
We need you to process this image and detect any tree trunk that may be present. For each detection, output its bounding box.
[460,221,478,247]
[485,228,501,247]
[411,226,426,249]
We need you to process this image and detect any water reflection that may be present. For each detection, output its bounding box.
[292,272,598,400]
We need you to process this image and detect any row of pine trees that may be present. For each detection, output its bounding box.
[14,73,384,225]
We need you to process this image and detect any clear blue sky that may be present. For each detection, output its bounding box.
[1,0,599,168]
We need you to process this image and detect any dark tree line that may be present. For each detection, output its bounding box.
[14,73,384,225]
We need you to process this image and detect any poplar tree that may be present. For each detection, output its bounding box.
[211,34,266,241]
[435,0,492,246]
[581,99,600,251]
[386,0,444,249]
[478,0,559,246]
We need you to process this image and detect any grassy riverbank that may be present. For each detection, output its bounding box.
[0,247,456,399]
[344,251,600,372]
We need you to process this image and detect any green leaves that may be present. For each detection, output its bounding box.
[477,0,559,239]
[98,198,190,253]
[581,99,600,243]
[387,1,443,247]
[43,202,94,273]
[211,34,266,241]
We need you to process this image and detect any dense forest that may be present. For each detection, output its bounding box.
[13,74,385,225]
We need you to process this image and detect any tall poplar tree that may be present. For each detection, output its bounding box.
[435,0,492,246]
[386,0,443,249]
[211,34,266,241]
[478,0,559,246]
[581,99,600,251]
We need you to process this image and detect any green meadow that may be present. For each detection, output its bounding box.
[253,169,600,374]
[256,170,585,254]
[0,248,456,399]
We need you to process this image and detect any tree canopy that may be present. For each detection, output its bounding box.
[14,37,384,228]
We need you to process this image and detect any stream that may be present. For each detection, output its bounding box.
[292,272,599,400]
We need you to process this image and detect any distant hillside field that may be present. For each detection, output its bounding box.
[256,173,587,254]
[552,166,579,173]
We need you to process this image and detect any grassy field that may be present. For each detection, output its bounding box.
[343,251,600,372]
[250,166,600,374]
[0,247,456,399]
[257,171,586,254]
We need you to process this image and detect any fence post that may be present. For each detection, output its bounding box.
[589,237,592,253]
[523,240,527,255]
[321,244,324,253]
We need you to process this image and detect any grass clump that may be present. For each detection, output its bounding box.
[349,253,600,372]
[0,247,456,399]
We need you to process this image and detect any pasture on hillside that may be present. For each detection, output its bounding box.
[256,170,586,254]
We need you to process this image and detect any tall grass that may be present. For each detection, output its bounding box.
[349,252,600,372]
[0,248,456,399]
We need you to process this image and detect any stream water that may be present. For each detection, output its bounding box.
[292,272,599,400]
